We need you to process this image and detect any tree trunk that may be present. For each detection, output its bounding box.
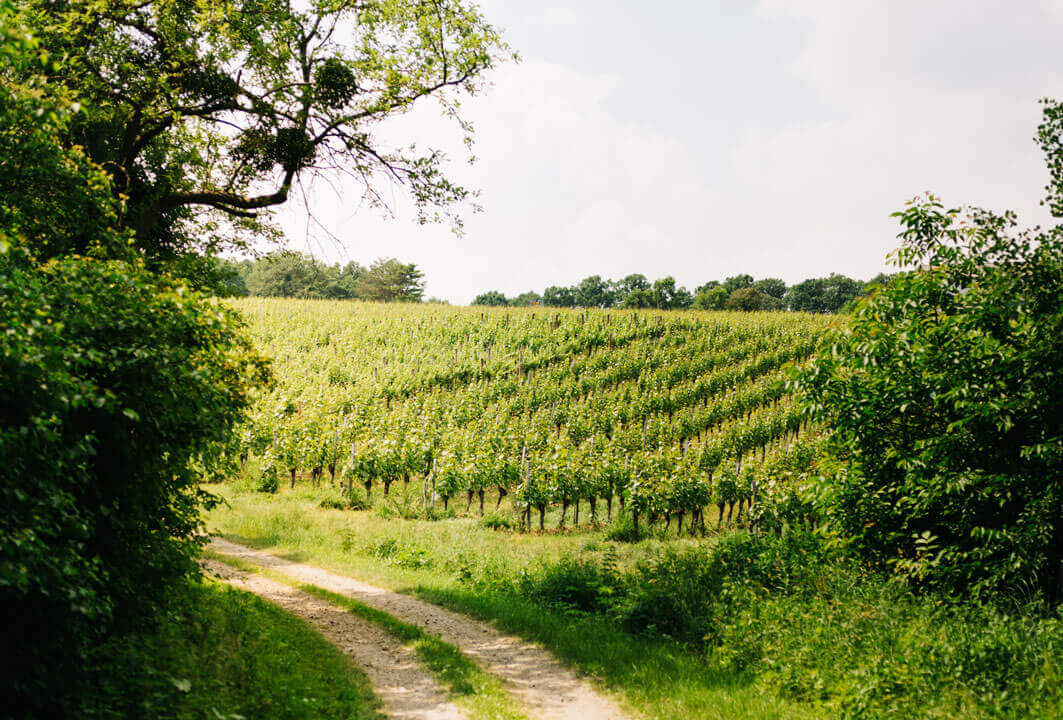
[676,512,685,537]
[559,499,569,528]
[573,498,579,527]
[588,497,597,525]
[717,503,725,528]
[538,504,546,531]
[495,485,508,510]
[606,494,613,520]
[478,489,485,515]
[364,480,372,505]
[383,479,393,496]
[466,489,474,512]
[289,468,296,489]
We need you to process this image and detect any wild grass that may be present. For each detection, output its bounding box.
[81,577,382,719]
[207,482,1063,720]
[206,483,817,720]
[208,550,528,720]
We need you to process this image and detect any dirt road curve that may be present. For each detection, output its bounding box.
[205,560,468,720]
[209,538,630,720]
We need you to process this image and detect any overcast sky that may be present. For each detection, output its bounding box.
[273,0,1063,304]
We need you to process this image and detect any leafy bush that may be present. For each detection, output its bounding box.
[319,494,368,511]
[0,16,269,710]
[801,102,1063,601]
[480,513,519,531]
[614,531,829,644]
[0,254,269,714]
[517,556,616,614]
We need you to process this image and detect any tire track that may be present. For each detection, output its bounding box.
[209,538,631,720]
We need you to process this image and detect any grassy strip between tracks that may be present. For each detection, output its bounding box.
[206,549,529,720]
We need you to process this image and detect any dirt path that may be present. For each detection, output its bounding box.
[209,538,631,720]
[204,560,468,720]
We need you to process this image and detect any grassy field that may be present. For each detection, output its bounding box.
[207,481,1063,720]
[82,578,382,719]
[207,481,819,720]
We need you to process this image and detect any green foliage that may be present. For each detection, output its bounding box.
[82,580,382,719]
[692,285,729,310]
[1,9,269,709]
[243,251,366,299]
[357,257,426,302]
[15,0,510,267]
[487,271,876,313]
[0,253,269,714]
[473,290,509,306]
[801,100,1063,601]
[785,274,864,313]
[725,287,782,312]
[211,486,1063,720]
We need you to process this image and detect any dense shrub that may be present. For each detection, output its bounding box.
[483,530,1063,718]
[0,254,269,714]
[0,16,269,711]
[614,531,830,643]
[801,102,1063,600]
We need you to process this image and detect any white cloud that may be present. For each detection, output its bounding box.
[276,2,1063,304]
[544,7,582,26]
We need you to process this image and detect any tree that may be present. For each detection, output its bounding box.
[472,290,508,306]
[542,285,575,307]
[356,257,424,302]
[510,290,542,306]
[726,286,772,311]
[19,0,510,278]
[574,274,614,308]
[324,260,364,299]
[801,99,1063,602]
[613,273,651,307]
[753,277,787,299]
[722,274,754,294]
[212,258,252,297]
[650,276,692,309]
[246,251,330,298]
[786,274,862,313]
[692,285,728,310]
[0,11,268,711]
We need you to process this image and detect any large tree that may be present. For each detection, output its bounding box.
[20,0,509,276]
[357,257,424,301]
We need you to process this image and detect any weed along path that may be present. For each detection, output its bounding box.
[209,538,631,720]
[205,560,468,720]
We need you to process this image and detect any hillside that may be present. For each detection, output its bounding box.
[234,298,837,530]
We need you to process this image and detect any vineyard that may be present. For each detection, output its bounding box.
[235,298,838,535]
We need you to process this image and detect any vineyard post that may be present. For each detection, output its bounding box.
[346,439,356,498]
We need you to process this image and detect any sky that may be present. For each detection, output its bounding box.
[273,0,1063,304]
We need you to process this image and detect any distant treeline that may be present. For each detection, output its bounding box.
[473,272,892,313]
[214,252,427,303]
